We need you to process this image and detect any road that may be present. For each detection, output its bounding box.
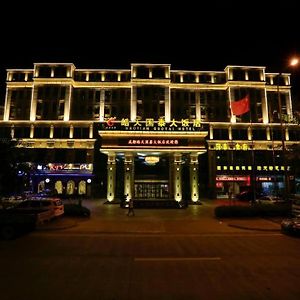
[1,230,300,300]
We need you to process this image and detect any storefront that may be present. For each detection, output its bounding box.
[30,163,94,197]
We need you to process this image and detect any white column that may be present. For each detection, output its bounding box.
[190,154,199,202]
[30,124,34,138]
[124,153,134,199]
[3,87,11,121]
[286,90,292,117]
[196,91,201,120]
[228,87,236,123]
[266,126,271,141]
[100,89,105,121]
[285,127,289,141]
[50,125,54,139]
[131,86,137,121]
[262,89,269,124]
[64,85,72,121]
[89,124,93,139]
[107,152,116,202]
[248,126,252,140]
[30,86,38,121]
[228,126,232,140]
[165,86,170,122]
[209,125,214,139]
[173,153,182,202]
[69,125,74,139]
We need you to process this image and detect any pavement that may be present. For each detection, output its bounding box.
[36,198,283,234]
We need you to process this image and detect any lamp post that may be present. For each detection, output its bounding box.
[276,74,289,200]
[276,57,299,200]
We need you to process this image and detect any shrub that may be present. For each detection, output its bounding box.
[64,204,90,217]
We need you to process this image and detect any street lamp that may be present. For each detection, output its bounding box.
[277,57,299,200]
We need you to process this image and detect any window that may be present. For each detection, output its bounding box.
[152,67,166,79]
[105,73,118,82]
[73,127,89,139]
[171,90,194,119]
[199,74,211,83]
[252,128,266,140]
[232,69,245,81]
[213,128,228,140]
[9,88,31,120]
[54,66,67,78]
[102,88,130,119]
[248,70,261,81]
[135,66,149,79]
[183,74,195,83]
[74,72,86,81]
[13,126,30,138]
[71,88,103,120]
[34,127,50,138]
[36,86,67,120]
[233,88,264,123]
[12,72,25,81]
[200,90,228,122]
[38,66,52,78]
[54,127,69,138]
[232,128,248,140]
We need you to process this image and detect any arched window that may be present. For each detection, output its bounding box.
[66,180,75,195]
[55,180,63,194]
[78,180,86,195]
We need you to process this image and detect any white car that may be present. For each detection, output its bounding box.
[16,198,64,218]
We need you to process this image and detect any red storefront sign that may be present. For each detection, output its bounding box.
[216,175,250,182]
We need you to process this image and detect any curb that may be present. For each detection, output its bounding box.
[36,221,78,231]
[228,224,280,232]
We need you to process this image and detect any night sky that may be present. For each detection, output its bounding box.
[1,1,300,106]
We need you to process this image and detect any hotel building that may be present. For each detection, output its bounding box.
[1,63,300,203]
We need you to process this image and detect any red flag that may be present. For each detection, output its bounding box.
[231,95,250,116]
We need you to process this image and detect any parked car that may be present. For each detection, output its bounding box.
[0,208,38,240]
[235,190,263,202]
[291,196,300,217]
[255,195,287,205]
[16,198,64,220]
[281,217,300,235]
[29,197,64,217]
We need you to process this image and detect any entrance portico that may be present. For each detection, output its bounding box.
[99,125,207,204]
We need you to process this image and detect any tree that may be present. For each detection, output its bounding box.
[0,139,19,196]
[0,139,32,196]
[286,143,300,194]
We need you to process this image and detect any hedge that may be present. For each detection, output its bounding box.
[64,204,91,217]
[214,203,291,218]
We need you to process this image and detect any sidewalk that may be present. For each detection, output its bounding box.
[36,198,282,234]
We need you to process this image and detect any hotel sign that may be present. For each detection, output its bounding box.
[98,117,203,131]
[217,165,290,171]
[213,143,249,151]
[120,138,188,147]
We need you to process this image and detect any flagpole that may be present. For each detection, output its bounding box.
[230,94,252,203]
[270,124,278,195]
[248,96,257,204]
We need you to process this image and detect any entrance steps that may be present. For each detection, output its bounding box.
[131,199,186,209]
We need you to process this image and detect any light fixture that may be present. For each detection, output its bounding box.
[145,156,160,165]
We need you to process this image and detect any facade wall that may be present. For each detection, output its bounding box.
[1,63,300,199]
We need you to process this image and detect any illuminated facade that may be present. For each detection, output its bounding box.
[1,63,300,202]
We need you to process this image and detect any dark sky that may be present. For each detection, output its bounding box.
[1,1,300,105]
